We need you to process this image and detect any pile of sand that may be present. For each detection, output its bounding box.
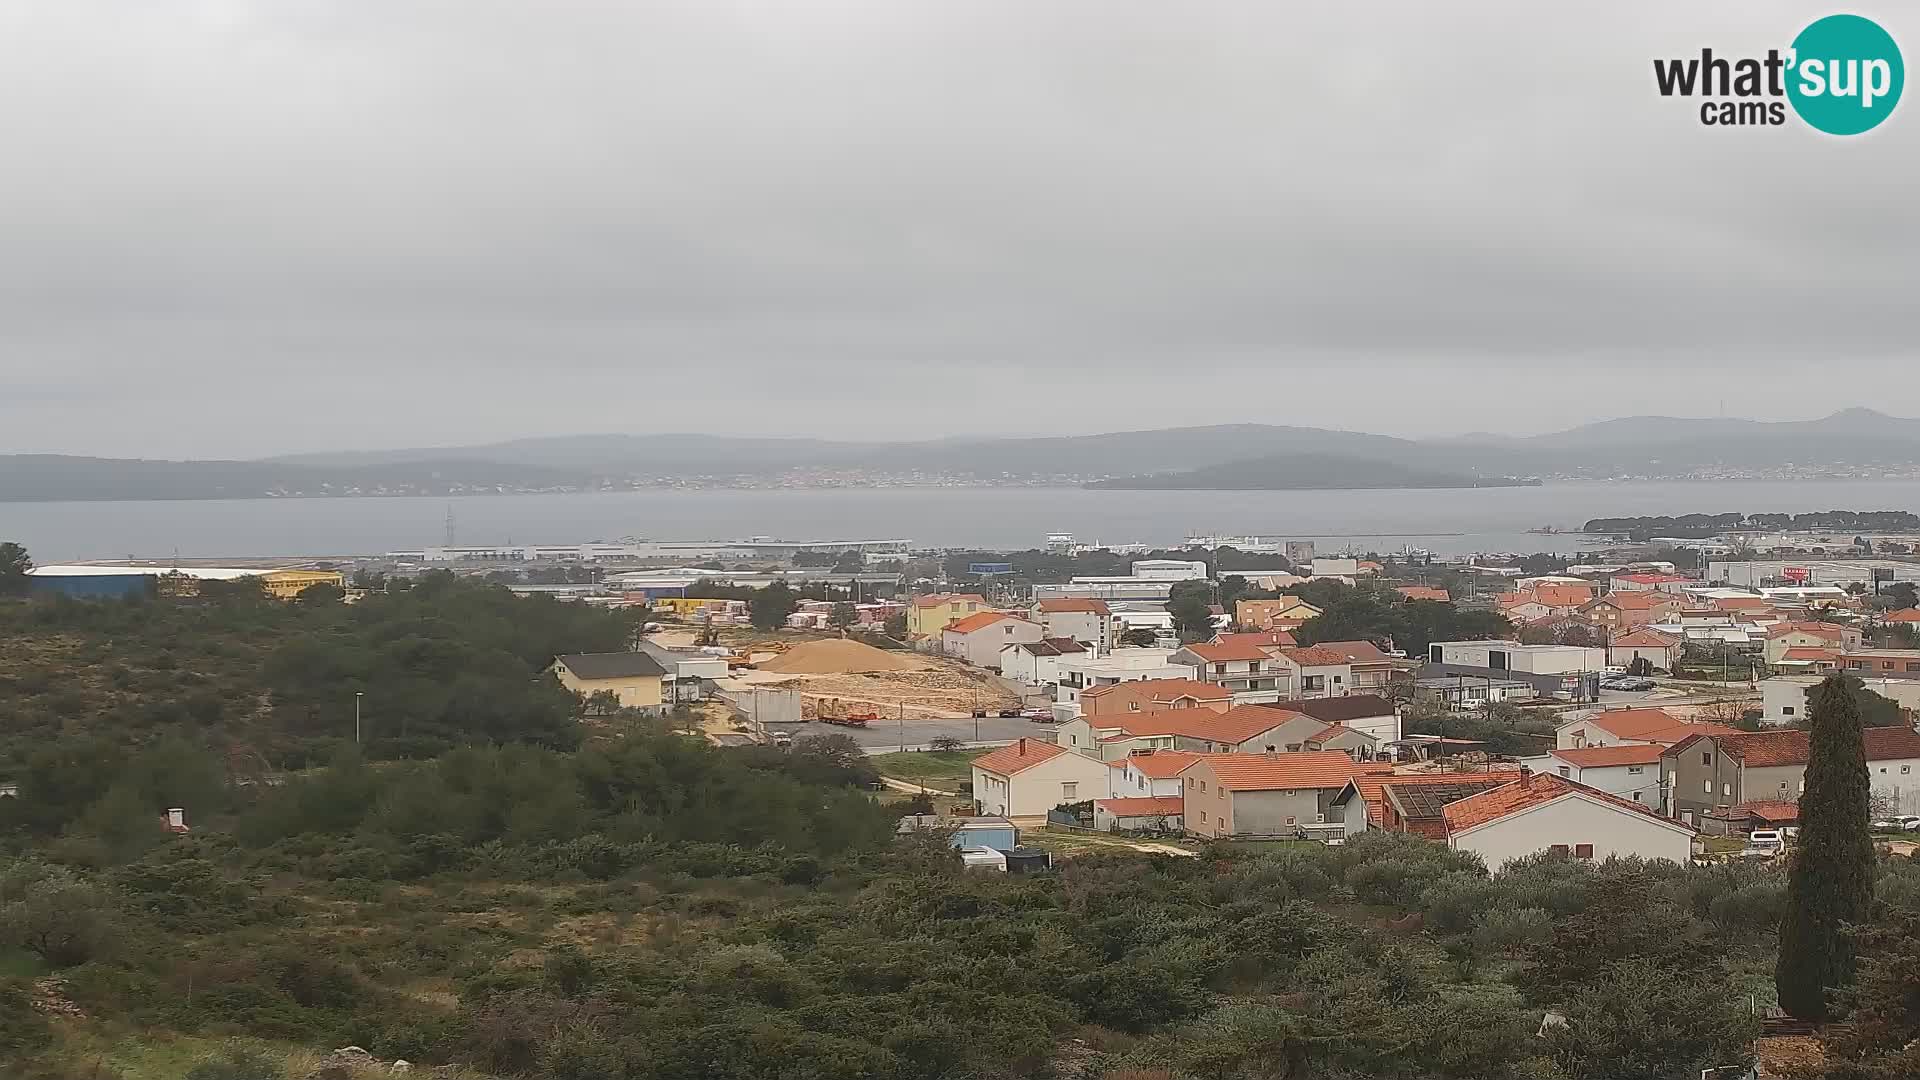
[755,639,921,675]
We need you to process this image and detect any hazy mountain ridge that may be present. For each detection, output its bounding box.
[1084,453,1535,491]
[8,409,1920,500]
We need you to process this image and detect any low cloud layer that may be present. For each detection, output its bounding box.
[3,2,1915,456]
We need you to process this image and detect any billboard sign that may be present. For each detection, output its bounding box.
[1872,568,1895,582]
[1781,566,1811,582]
[969,562,1013,575]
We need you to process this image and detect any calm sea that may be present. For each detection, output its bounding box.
[7,479,1920,562]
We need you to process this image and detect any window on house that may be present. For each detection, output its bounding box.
[1217,788,1224,800]
[1723,782,1732,796]
[1550,844,1570,855]
[1782,706,1795,716]
[1627,765,1643,774]
[1703,780,1713,794]
[1062,783,1077,800]
[1198,810,1206,823]
[1701,751,1713,766]
[1575,844,1594,859]
[1214,663,1226,674]
[1128,702,1139,711]
[1557,766,1571,778]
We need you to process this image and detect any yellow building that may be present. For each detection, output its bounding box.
[906,593,989,638]
[651,596,746,618]
[550,652,668,714]
[259,568,347,600]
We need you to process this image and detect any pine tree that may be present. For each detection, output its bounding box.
[1775,674,1875,1020]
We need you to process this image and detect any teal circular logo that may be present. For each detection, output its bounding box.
[1787,14,1903,135]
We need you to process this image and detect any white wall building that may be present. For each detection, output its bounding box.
[1053,648,1191,706]
[1441,774,1696,870]
[1129,559,1208,582]
[970,739,1115,817]
[1516,745,1666,805]
[1762,674,1920,726]
[1427,640,1606,675]
[998,639,1086,687]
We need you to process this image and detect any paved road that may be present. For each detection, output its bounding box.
[778,714,1039,752]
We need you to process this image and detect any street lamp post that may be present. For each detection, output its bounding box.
[354,691,364,745]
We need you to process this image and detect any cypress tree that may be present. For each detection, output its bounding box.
[1774,674,1875,1020]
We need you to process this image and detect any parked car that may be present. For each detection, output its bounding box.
[1740,829,1786,859]
[1601,675,1655,691]
[1873,815,1920,832]
[1023,707,1057,723]
[997,708,1022,718]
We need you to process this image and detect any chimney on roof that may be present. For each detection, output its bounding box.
[1263,752,1281,761]
[1016,738,1028,754]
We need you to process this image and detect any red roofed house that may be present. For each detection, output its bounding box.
[1883,608,1920,625]
[998,637,1087,687]
[1581,590,1683,631]
[1662,726,1920,824]
[1762,621,1863,665]
[1439,772,1696,869]
[1397,586,1451,603]
[1351,769,1522,830]
[1178,753,1369,839]
[1555,707,1742,751]
[1607,628,1683,672]
[1092,795,1185,833]
[1272,646,1358,699]
[1302,640,1409,694]
[906,593,988,638]
[1061,704,1370,762]
[1373,774,1524,839]
[1234,596,1322,632]
[1212,629,1299,649]
[1172,639,1286,701]
[1079,677,1233,719]
[1105,748,1203,798]
[941,611,1044,669]
[971,738,1115,817]
[1029,598,1114,651]
[1518,743,1666,805]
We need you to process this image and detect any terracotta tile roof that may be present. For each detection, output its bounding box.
[1094,795,1185,817]
[1213,630,1298,648]
[971,738,1068,776]
[1304,723,1363,746]
[1713,597,1776,611]
[1441,772,1686,834]
[1308,640,1395,664]
[1106,705,1307,745]
[1036,598,1111,614]
[1396,586,1451,602]
[1183,639,1274,663]
[1353,769,1526,827]
[1186,752,1362,791]
[1616,573,1691,585]
[943,611,1025,635]
[1531,585,1596,608]
[1733,800,1801,823]
[1549,744,1667,768]
[1116,749,1203,778]
[1575,708,1742,744]
[1883,608,1920,623]
[1610,629,1681,648]
[1280,645,1352,666]
[1780,647,1839,661]
[1699,727,1920,768]
[1766,621,1850,639]
[1080,678,1230,705]
[1382,778,1515,838]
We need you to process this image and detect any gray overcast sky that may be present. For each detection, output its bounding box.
[3,1,1916,458]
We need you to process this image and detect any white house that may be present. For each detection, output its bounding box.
[1104,749,1201,798]
[998,638,1088,687]
[1092,796,1185,833]
[1172,639,1287,702]
[1030,598,1114,651]
[941,612,1044,670]
[1439,773,1696,870]
[970,738,1115,817]
[1053,648,1192,709]
[1517,744,1666,805]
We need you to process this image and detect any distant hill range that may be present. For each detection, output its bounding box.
[7,408,1920,500]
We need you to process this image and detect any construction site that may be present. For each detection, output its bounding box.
[650,630,1024,721]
